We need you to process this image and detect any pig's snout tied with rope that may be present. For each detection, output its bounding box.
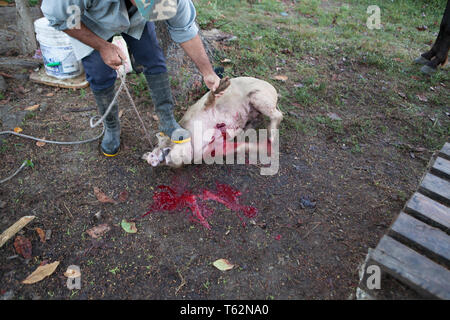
[0,68,153,184]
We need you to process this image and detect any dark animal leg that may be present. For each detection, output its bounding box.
[416,0,450,71]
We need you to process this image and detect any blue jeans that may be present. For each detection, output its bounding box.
[82,22,167,92]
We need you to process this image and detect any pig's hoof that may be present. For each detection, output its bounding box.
[420,65,437,75]
[413,56,430,65]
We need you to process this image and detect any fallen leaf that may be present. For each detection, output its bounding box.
[152,114,159,121]
[64,266,81,278]
[213,259,234,271]
[327,112,342,121]
[25,104,40,111]
[416,25,428,31]
[93,187,117,204]
[14,235,32,259]
[221,58,232,63]
[86,224,111,239]
[36,139,46,147]
[22,261,60,284]
[417,94,428,102]
[35,228,46,243]
[118,190,129,202]
[45,92,54,97]
[397,91,407,99]
[118,109,124,118]
[14,127,23,133]
[393,58,403,62]
[121,219,137,233]
[272,75,288,82]
[0,216,35,248]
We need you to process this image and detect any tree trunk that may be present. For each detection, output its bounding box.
[15,0,38,55]
[154,21,216,102]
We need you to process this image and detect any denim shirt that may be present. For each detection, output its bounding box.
[41,0,199,60]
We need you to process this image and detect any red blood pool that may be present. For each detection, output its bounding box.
[142,183,258,229]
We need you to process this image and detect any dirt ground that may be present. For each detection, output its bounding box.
[0,1,448,300]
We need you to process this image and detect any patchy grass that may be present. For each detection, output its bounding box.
[196,0,449,151]
[0,0,448,301]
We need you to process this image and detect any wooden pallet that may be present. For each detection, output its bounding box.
[30,68,89,89]
[358,142,450,299]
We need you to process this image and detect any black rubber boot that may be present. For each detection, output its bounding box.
[145,72,190,143]
[93,85,120,157]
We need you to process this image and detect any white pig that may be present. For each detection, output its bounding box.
[142,77,283,170]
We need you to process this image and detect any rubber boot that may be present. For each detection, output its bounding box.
[93,85,120,157]
[145,72,190,143]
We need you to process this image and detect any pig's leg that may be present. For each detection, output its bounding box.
[248,90,283,142]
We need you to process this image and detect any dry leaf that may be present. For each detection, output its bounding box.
[397,91,407,99]
[118,190,129,202]
[119,109,124,118]
[14,235,32,259]
[35,227,46,243]
[272,75,288,82]
[121,219,137,233]
[64,266,81,278]
[416,25,428,31]
[212,258,234,271]
[25,104,40,111]
[417,94,428,102]
[0,216,35,247]
[86,224,111,239]
[45,92,54,97]
[36,139,46,147]
[14,127,23,133]
[93,187,117,204]
[221,58,232,63]
[22,261,60,284]
[152,114,159,121]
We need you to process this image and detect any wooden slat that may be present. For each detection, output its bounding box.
[405,192,450,231]
[419,173,450,206]
[438,142,450,160]
[371,235,450,299]
[431,157,450,180]
[390,212,450,265]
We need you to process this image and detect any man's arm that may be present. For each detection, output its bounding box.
[165,0,221,93]
[64,22,126,70]
[41,0,125,70]
[180,34,220,93]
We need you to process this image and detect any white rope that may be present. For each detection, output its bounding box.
[0,69,153,184]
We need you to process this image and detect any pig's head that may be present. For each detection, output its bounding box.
[142,133,193,168]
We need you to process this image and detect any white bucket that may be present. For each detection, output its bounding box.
[34,17,83,79]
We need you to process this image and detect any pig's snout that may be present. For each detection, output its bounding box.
[142,148,171,167]
[142,152,161,167]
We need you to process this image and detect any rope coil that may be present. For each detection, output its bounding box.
[0,68,153,184]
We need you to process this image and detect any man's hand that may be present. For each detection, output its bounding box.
[204,73,225,98]
[64,22,127,70]
[99,42,127,70]
[180,35,226,98]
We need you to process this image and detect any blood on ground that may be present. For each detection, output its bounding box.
[142,183,258,229]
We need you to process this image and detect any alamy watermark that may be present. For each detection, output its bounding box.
[366,5,381,30]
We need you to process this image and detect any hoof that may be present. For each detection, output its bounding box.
[420,65,437,75]
[414,56,430,65]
